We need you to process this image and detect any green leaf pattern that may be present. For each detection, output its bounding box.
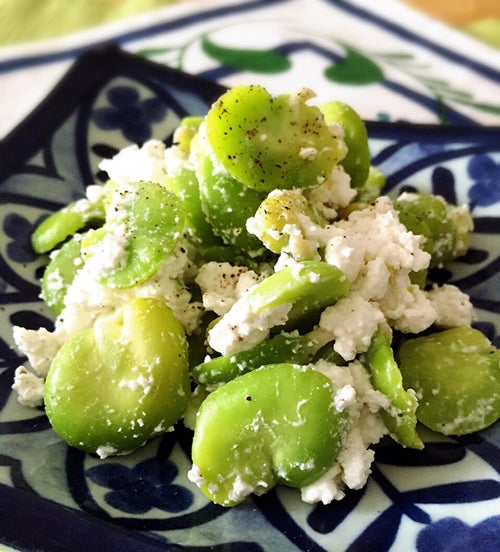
[372,49,500,116]
[200,36,291,74]
[136,29,500,121]
[324,46,384,85]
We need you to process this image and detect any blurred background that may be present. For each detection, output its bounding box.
[1,0,499,48]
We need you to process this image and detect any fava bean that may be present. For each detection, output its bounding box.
[320,100,370,189]
[193,331,324,387]
[249,189,324,255]
[365,329,423,449]
[247,261,349,327]
[205,85,343,192]
[357,165,386,203]
[41,234,83,315]
[196,154,266,257]
[395,193,473,268]
[165,165,224,252]
[397,327,500,435]
[44,298,190,455]
[173,116,203,154]
[208,261,349,355]
[190,363,349,506]
[81,181,184,288]
[32,197,105,254]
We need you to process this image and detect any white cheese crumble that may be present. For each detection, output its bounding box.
[96,445,119,459]
[426,284,474,328]
[208,298,292,356]
[334,384,357,412]
[12,367,45,407]
[12,325,64,376]
[325,196,431,279]
[305,165,356,221]
[319,294,386,361]
[299,147,318,160]
[302,359,389,504]
[84,223,129,277]
[322,197,437,334]
[98,140,168,186]
[195,262,262,316]
[187,464,206,487]
[118,374,155,395]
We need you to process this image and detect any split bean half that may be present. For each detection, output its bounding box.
[191,362,349,506]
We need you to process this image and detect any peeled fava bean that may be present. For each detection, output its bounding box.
[190,363,349,506]
[395,193,473,268]
[250,189,324,255]
[365,329,423,449]
[32,197,105,254]
[44,298,190,456]
[41,234,84,315]
[165,165,224,251]
[173,116,203,154]
[205,85,343,192]
[197,154,266,256]
[247,260,349,327]
[193,332,321,386]
[208,261,349,355]
[320,100,370,189]
[398,327,500,435]
[81,181,184,288]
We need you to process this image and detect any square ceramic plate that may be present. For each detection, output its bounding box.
[0,47,499,552]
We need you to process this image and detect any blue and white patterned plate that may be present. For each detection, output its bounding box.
[0,47,499,552]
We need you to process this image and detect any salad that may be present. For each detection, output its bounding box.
[11,84,500,507]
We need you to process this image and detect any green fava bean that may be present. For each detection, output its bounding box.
[247,260,349,327]
[32,197,105,254]
[193,332,320,387]
[205,85,343,192]
[41,234,83,315]
[208,261,349,355]
[356,165,386,203]
[398,327,500,436]
[165,165,224,251]
[250,189,325,255]
[173,116,203,154]
[320,100,370,189]
[190,363,349,506]
[82,181,184,288]
[395,193,473,268]
[197,154,266,256]
[44,298,190,455]
[365,329,423,449]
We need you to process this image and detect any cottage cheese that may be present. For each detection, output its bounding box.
[305,165,356,220]
[302,359,389,504]
[426,284,474,328]
[98,140,168,186]
[319,294,386,361]
[195,262,263,316]
[12,367,45,408]
[12,325,64,376]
